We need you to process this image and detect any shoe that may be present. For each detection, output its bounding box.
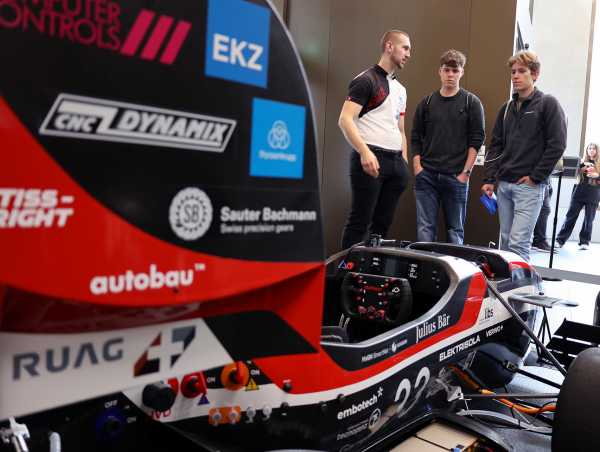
[532,242,551,253]
[579,243,589,250]
[555,241,564,249]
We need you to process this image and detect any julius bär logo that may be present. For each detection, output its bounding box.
[134,326,196,377]
[169,188,213,241]
[0,188,74,228]
[0,2,190,65]
[40,94,237,152]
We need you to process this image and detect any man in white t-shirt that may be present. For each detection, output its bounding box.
[338,30,411,249]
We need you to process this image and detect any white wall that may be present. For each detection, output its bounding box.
[532,0,597,243]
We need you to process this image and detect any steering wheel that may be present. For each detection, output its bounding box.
[341,272,413,326]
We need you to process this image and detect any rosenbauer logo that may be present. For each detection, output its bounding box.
[40,94,237,152]
[0,188,74,228]
[0,2,191,65]
[89,263,206,295]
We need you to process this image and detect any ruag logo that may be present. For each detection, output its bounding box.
[337,387,383,420]
[205,0,270,88]
[169,188,213,241]
[0,188,74,229]
[13,338,124,380]
[250,98,306,179]
[134,326,196,377]
[0,3,191,65]
[89,263,206,295]
[40,94,237,152]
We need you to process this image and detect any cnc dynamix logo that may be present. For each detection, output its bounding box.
[39,94,237,152]
[205,0,271,88]
[0,3,191,65]
[134,326,196,377]
[250,98,306,179]
[169,187,213,241]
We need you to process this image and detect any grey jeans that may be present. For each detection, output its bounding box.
[497,181,546,262]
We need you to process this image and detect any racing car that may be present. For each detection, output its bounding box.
[2,1,600,451]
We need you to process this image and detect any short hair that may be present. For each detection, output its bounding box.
[440,49,466,68]
[380,30,410,52]
[507,50,541,74]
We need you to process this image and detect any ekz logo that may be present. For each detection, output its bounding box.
[134,326,196,377]
[205,0,271,88]
[39,94,237,152]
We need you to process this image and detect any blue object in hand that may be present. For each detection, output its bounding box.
[480,193,497,214]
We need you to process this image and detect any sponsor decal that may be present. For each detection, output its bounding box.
[485,324,504,338]
[250,98,306,179]
[40,94,237,152]
[439,335,481,362]
[0,2,190,64]
[0,188,74,228]
[368,408,382,428]
[89,263,206,295]
[169,188,213,241]
[205,0,270,88]
[416,313,450,343]
[219,206,317,236]
[361,338,407,363]
[134,325,196,377]
[13,337,123,380]
[479,297,495,324]
[337,387,383,420]
[336,419,369,441]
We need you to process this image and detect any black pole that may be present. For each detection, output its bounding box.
[549,170,563,267]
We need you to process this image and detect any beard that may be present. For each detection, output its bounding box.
[390,53,404,70]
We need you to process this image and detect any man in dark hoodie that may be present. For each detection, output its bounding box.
[482,50,567,261]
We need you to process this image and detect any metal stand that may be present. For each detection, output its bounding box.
[549,170,563,267]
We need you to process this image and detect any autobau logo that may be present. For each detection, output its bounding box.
[250,98,306,179]
[134,326,196,377]
[204,0,271,88]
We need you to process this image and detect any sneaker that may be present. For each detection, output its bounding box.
[579,243,589,250]
[532,242,551,253]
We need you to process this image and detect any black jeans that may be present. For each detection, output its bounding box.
[557,185,599,245]
[341,150,409,249]
[533,183,553,244]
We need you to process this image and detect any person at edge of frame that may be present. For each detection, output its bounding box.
[555,143,600,250]
[411,49,485,244]
[338,30,411,250]
[482,50,567,262]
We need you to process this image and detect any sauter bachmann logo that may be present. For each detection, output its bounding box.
[0,3,191,65]
[40,94,237,152]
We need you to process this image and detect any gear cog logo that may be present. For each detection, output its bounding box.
[169,188,213,241]
[267,120,291,150]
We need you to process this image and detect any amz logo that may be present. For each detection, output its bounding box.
[205,0,270,88]
[134,326,196,377]
[40,94,237,152]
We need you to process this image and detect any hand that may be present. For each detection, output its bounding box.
[517,176,536,187]
[456,172,469,184]
[360,150,380,177]
[481,184,495,197]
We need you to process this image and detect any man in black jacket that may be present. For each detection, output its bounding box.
[411,49,485,243]
[482,50,567,261]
